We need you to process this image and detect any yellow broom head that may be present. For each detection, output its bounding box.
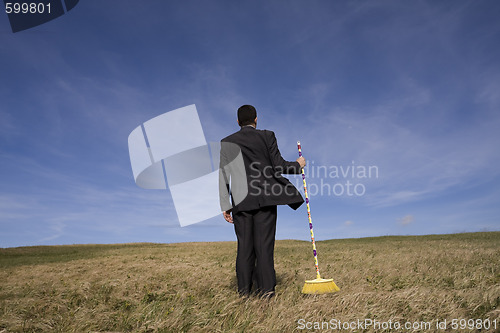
[302,278,340,294]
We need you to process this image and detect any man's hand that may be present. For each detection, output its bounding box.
[223,210,233,224]
[297,156,306,168]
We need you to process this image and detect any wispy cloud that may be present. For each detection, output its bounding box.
[0,149,181,247]
[289,84,500,208]
[397,215,414,226]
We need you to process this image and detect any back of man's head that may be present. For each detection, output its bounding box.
[237,105,257,126]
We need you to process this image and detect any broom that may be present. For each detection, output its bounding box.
[297,141,340,294]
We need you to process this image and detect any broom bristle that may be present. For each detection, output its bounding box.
[301,278,340,294]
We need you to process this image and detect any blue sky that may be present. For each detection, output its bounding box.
[1,1,499,247]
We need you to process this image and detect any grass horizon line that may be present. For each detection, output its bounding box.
[2,230,499,250]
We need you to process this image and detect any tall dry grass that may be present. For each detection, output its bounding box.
[0,232,499,332]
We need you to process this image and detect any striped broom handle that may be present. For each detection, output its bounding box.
[297,141,322,280]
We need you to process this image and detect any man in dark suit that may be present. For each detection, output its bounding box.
[219,105,306,297]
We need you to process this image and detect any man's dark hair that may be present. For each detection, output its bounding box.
[237,105,257,126]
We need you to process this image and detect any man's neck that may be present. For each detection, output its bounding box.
[241,124,256,128]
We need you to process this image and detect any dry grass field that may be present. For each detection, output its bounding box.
[0,232,499,332]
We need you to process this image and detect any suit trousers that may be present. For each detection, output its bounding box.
[233,205,277,296]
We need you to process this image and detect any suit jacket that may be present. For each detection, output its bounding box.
[219,126,304,214]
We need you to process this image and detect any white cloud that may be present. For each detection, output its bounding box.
[397,215,415,226]
[288,84,500,208]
